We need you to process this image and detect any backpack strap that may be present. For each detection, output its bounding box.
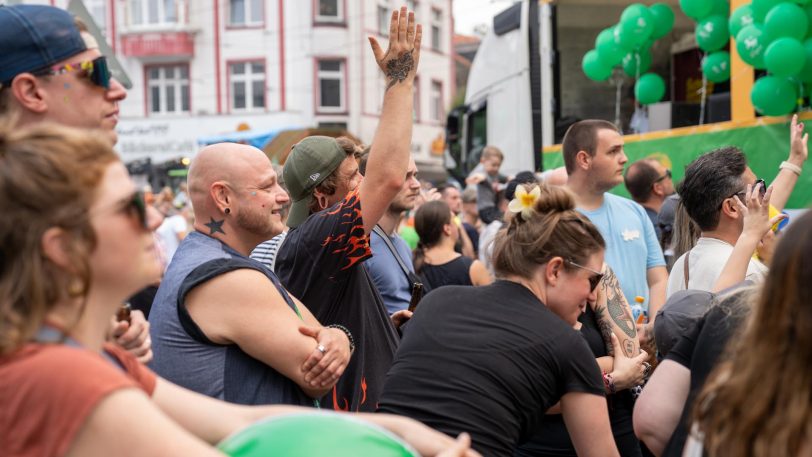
[683,249,691,289]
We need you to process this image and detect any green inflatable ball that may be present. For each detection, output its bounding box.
[696,14,730,52]
[736,24,768,69]
[218,414,420,457]
[597,27,628,66]
[679,0,714,20]
[797,38,812,83]
[635,73,666,105]
[622,49,653,77]
[583,49,613,82]
[752,0,783,23]
[702,51,731,83]
[764,37,806,77]
[648,3,675,39]
[729,4,755,38]
[751,76,797,116]
[764,2,809,42]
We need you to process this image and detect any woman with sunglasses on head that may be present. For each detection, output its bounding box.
[0,123,478,457]
[379,183,641,457]
[412,200,492,290]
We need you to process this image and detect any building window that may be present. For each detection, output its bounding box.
[406,0,417,11]
[317,59,345,112]
[230,61,266,111]
[378,3,389,35]
[431,7,442,51]
[86,0,108,35]
[147,65,190,115]
[316,0,343,22]
[131,0,178,26]
[229,0,263,26]
[430,80,443,121]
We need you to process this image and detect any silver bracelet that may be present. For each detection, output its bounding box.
[780,160,803,176]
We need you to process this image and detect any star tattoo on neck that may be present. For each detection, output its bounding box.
[205,217,226,235]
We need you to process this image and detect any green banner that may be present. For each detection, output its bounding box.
[543,119,812,209]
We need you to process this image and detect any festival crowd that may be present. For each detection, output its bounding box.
[1,4,810,457]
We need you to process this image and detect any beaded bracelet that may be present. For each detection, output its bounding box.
[327,324,355,353]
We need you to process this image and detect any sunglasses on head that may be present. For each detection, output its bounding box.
[566,259,604,292]
[35,55,111,89]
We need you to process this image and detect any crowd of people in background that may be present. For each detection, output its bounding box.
[1,4,811,457]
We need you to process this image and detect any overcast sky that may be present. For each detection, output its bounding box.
[453,0,519,35]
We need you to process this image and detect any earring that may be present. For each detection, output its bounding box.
[224,208,231,215]
[67,277,85,298]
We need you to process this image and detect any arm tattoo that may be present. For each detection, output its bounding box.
[385,50,414,91]
[603,268,637,340]
[204,217,226,235]
[594,305,615,357]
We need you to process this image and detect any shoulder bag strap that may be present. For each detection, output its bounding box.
[373,224,421,285]
[683,249,691,289]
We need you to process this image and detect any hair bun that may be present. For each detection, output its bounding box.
[531,183,576,214]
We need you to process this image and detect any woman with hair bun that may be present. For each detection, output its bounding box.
[379,183,627,457]
[412,200,492,290]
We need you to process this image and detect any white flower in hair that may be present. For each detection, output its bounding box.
[508,185,541,220]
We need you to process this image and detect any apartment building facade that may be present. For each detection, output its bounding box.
[29,0,454,168]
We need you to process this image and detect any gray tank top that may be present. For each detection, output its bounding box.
[149,232,312,406]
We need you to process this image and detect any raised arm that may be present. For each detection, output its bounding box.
[185,269,350,398]
[360,7,422,234]
[769,114,807,211]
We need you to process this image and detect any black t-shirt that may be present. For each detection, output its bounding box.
[661,291,750,457]
[275,189,399,412]
[516,305,639,457]
[378,280,604,457]
[463,222,480,255]
[420,256,474,290]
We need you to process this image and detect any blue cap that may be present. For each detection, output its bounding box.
[0,5,87,86]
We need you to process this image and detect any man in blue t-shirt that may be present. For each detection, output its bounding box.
[562,120,667,343]
[366,157,421,314]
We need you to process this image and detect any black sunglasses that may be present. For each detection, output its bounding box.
[728,178,766,203]
[124,191,148,229]
[566,259,604,292]
[654,169,672,183]
[33,56,112,89]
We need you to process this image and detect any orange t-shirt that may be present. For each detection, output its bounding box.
[0,342,157,457]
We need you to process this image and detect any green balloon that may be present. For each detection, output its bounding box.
[764,3,809,42]
[616,8,653,49]
[218,414,419,457]
[648,3,675,39]
[679,0,714,20]
[710,0,729,16]
[583,49,613,81]
[729,4,755,38]
[635,73,666,105]
[702,51,731,82]
[797,38,812,83]
[751,76,797,116]
[623,49,653,77]
[752,0,782,23]
[765,37,806,77]
[736,24,768,69]
[696,15,730,52]
[399,224,418,250]
[596,27,626,66]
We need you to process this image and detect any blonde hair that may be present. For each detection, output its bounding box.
[492,183,605,279]
[0,122,118,354]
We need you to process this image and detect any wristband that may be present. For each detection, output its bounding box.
[327,324,355,353]
[780,161,803,176]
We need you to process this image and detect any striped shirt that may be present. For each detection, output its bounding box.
[250,231,288,272]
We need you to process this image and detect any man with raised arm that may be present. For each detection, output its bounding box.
[274,7,421,412]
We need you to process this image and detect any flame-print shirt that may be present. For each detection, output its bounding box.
[275,188,399,412]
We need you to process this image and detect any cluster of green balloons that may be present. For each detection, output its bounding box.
[218,414,419,457]
[582,3,673,105]
[730,0,812,115]
[679,0,732,84]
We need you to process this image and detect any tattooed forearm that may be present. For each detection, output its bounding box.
[385,50,414,91]
[594,305,615,357]
[603,268,637,339]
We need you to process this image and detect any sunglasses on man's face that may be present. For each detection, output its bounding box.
[566,259,604,292]
[732,178,767,200]
[36,56,112,89]
[654,169,672,183]
[124,191,149,229]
